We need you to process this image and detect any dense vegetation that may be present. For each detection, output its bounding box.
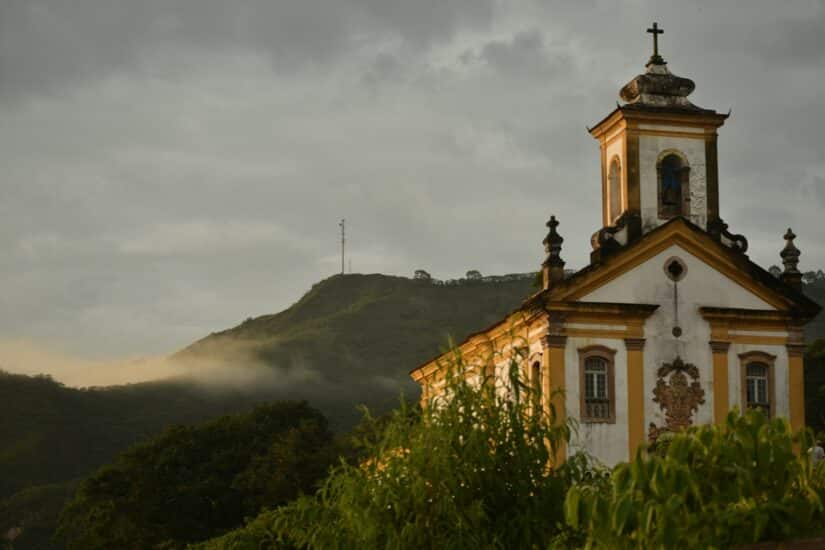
[0,482,77,550]
[0,371,273,500]
[568,413,824,548]
[55,402,336,550]
[197,346,585,549]
[196,350,825,550]
[2,271,825,548]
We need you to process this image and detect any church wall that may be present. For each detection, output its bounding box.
[638,133,707,230]
[488,326,547,401]
[580,244,776,440]
[565,336,629,467]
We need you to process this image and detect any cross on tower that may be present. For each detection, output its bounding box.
[646,22,664,65]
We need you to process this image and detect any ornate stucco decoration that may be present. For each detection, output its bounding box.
[707,218,748,253]
[648,356,705,442]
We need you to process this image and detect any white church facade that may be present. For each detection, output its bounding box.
[410,25,821,466]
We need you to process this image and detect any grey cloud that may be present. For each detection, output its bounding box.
[361,52,404,90]
[0,0,498,101]
[745,5,825,66]
[477,29,570,78]
[353,0,495,47]
[1,2,824,382]
[811,177,825,207]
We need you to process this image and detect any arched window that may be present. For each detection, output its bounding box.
[608,157,622,223]
[579,346,616,423]
[739,352,776,418]
[657,152,689,219]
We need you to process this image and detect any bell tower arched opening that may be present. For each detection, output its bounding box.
[656,150,690,220]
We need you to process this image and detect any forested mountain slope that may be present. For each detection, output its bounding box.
[176,273,537,417]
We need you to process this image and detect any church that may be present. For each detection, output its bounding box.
[409,24,821,466]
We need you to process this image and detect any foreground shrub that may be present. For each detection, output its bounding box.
[199,344,591,549]
[566,410,825,549]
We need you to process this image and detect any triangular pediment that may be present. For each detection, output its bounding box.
[549,218,816,315]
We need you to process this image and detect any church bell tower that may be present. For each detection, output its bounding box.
[588,23,733,257]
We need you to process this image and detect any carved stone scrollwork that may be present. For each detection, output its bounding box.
[590,212,643,263]
[707,218,748,253]
[648,356,705,443]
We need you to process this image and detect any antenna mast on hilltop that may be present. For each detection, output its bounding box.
[339,218,346,275]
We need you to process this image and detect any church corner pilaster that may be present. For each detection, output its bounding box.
[541,333,567,465]
[710,340,731,424]
[786,343,806,435]
[624,338,645,458]
[786,342,806,358]
[624,337,646,351]
[625,131,641,215]
[543,334,568,349]
[709,340,731,354]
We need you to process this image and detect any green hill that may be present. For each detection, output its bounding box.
[175,273,537,419]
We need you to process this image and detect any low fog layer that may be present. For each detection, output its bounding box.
[0,337,412,420]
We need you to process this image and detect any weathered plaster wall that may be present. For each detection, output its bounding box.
[565,336,628,467]
[580,244,777,445]
[638,131,707,230]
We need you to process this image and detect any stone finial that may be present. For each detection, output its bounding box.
[619,65,696,108]
[780,228,802,290]
[542,216,565,289]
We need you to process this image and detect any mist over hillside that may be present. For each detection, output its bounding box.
[175,273,537,419]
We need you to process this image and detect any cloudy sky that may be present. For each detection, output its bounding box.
[1,1,823,373]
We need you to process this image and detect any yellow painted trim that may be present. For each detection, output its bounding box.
[789,354,805,434]
[548,345,566,466]
[558,221,791,311]
[601,137,608,225]
[727,335,788,346]
[635,129,714,140]
[541,349,552,418]
[564,328,628,340]
[627,347,645,458]
[604,127,626,147]
[712,351,729,424]
[703,315,792,347]
[589,106,727,141]
[411,308,534,381]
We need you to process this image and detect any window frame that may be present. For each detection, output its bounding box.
[578,345,617,424]
[738,351,776,418]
